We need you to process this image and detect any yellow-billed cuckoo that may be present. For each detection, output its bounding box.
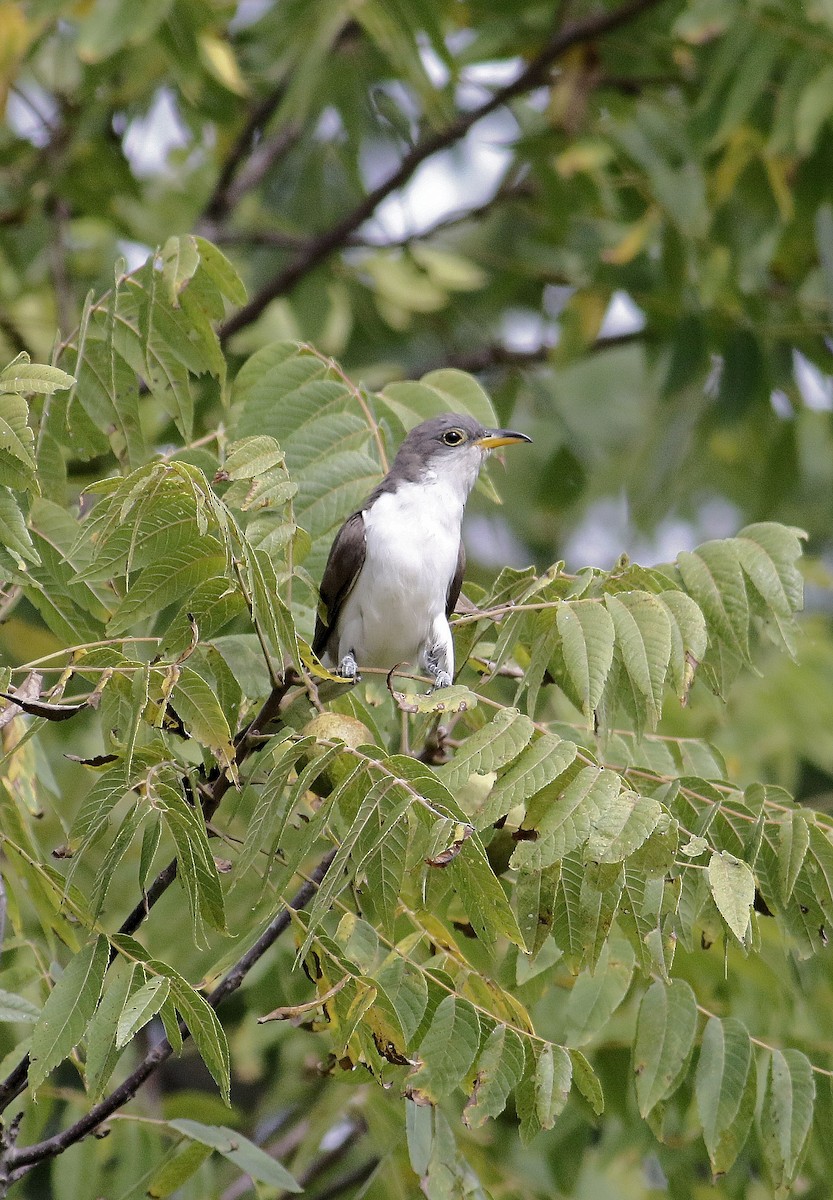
[313,413,531,688]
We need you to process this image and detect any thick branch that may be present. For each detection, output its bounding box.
[420,328,647,376]
[200,87,289,225]
[219,0,667,341]
[7,848,337,1176]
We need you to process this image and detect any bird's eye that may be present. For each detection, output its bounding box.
[442,429,465,446]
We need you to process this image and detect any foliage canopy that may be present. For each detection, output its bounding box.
[2,1,833,1198]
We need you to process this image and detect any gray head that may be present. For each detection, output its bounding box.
[380,413,531,496]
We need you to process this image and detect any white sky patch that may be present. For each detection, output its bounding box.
[230,0,273,31]
[563,495,743,571]
[116,239,153,272]
[500,309,557,352]
[122,88,191,179]
[770,389,794,419]
[418,36,450,88]
[363,109,515,241]
[466,513,530,569]
[314,106,345,142]
[6,83,58,148]
[793,348,833,411]
[456,57,525,109]
[599,290,646,338]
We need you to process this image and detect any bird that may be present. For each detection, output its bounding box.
[312,412,531,689]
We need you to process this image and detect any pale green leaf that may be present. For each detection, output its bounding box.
[30,936,109,1090]
[438,707,533,792]
[116,976,171,1048]
[0,989,40,1023]
[633,979,698,1117]
[464,1024,526,1127]
[409,996,481,1101]
[707,850,755,941]
[761,1049,815,1194]
[168,1119,301,1191]
[562,938,635,1047]
[0,358,75,394]
[696,1016,756,1175]
[557,599,615,723]
[585,790,662,863]
[534,1043,572,1129]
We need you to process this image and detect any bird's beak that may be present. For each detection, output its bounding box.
[476,429,533,449]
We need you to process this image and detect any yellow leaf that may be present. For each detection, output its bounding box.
[602,209,659,265]
[198,33,248,96]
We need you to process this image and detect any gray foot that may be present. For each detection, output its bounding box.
[432,670,453,690]
[337,651,360,682]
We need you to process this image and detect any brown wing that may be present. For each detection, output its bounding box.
[445,540,466,618]
[312,512,367,659]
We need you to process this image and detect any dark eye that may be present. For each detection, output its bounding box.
[442,429,465,446]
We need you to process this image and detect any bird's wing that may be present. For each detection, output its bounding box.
[445,540,466,618]
[312,511,367,658]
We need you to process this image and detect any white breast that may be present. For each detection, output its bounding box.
[335,477,464,670]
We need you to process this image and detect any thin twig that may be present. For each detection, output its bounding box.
[219,0,668,341]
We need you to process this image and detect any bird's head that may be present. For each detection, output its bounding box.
[391,413,531,497]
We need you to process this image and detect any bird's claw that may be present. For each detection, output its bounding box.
[432,670,453,691]
[337,652,361,682]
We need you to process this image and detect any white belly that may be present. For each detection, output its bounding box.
[336,482,462,669]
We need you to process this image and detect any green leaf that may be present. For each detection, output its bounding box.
[0,989,40,1023]
[448,837,526,949]
[85,962,136,1100]
[409,996,481,1101]
[707,850,755,941]
[585,790,662,863]
[463,1024,526,1127]
[438,707,534,792]
[193,237,248,306]
[562,938,635,1047]
[30,936,109,1090]
[376,953,429,1045]
[557,599,615,723]
[515,863,561,958]
[605,591,672,731]
[0,392,38,492]
[106,541,227,634]
[569,1048,604,1115]
[167,977,230,1103]
[777,811,810,904]
[155,778,227,936]
[761,1049,815,1195]
[170,665,235,767]
[116,976,171,1048]
[512,765,620,871]
[168,1119,301,1192]
[0,487,40,567]
[146,1142,213,1199]
[478,735,577,830]
[695,1016,756,1175]
[0,357,75,394]
[633,979,698,1117]
[220,435,285,480]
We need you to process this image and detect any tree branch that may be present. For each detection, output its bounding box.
[418,328,646,376]
[218,0,668,341]
[7,847,337,1176]
[200,87,290,225]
